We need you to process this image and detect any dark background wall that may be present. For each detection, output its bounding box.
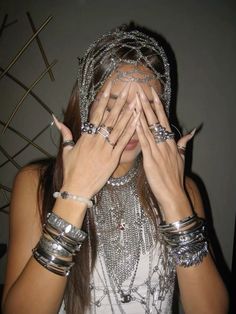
[0,0,235,311]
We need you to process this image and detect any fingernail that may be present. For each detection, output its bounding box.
[52,114,61,130]
[137,85,146,100]
[103,81,112,97]
[135,93,142,111]
[190,128,197,137]
[151,87,159,102]
[132,112,140,126]
[128,98,136,110]
[121,82,130,98]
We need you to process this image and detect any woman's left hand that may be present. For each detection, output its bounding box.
[135,85,195,214]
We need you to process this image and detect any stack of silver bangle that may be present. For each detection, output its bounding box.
[159,214,209,267]
[33,212,87,276]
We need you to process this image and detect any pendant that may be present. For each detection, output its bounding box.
[118,219,126,231]
[120,291,132,303]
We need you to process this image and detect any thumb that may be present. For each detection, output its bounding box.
[177,128,196,158]
[52,114,74,148]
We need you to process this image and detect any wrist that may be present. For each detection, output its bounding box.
[60,183,94,199]
[159,191,193,223]
[53,198,88,228]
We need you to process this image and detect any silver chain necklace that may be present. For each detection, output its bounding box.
[93,161,155,304]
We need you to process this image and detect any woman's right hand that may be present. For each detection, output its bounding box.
[53,81,139,199]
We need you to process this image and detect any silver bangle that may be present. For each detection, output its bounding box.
[39,233,72,257]
[32,246,74,276]
[44,226,82,255]
[53,191,93,208]
[169,241,209,267]
[159,214,197,232]
[47,212,87,243]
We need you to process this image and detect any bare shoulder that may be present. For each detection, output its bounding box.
[11,163,43,219]
[185,176,205,218]
[13,164,41,192]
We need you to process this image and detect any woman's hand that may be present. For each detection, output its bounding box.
[135,85,195,216]
[53,82,139,199]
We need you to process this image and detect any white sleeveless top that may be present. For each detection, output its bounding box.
[58,241,175,314]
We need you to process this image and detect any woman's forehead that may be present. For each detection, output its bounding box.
[100,64,161,101]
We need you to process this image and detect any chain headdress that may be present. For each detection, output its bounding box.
[77,26,171,123]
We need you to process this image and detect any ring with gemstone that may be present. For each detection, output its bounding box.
[81,121,97,134]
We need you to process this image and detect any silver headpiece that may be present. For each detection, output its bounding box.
[78,26,171,123]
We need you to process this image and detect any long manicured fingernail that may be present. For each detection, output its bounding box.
[190,128,197,137]
[121,82,131,98]
[103,81,112,97]
[135,93,142,111]
[151,87,159,102]
[137,84,147,101]
[132,112,140,126]
[52,114,61,130]
[128,98,136,110]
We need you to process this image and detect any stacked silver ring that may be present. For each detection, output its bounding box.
[149,123,175,143]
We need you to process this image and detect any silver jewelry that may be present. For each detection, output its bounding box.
[97,125,110,139]
[90,157,175,310]
[149,123,175,143]
[77,27,171,124]
[177,144,186,155]
[159,214,197,231]
[113,67,157,84]
[81,121,97,134]
[47,212,87,242]
[33,245,74,276]
[39,233,71,257]
[62,140,75,147]
[53,190,93,208]
[32,212,87,276]
[170,241,209,267]
[159,215,209,267]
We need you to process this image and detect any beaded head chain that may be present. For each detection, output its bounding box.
[78,25,171,123]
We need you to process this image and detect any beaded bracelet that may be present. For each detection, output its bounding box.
[53,191,93,208]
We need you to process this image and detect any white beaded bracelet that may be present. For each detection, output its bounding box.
[53,191,93,208]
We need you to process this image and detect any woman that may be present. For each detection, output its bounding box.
[2,25,228,313]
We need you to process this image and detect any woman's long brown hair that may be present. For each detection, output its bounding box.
[37,24,169,313]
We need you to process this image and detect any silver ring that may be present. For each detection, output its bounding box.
[97,125,111,139]
[149,122,161,131]
[81,121,97,134]
[150,124,175,143]
[177,145,186,155]
[62,140,75,147]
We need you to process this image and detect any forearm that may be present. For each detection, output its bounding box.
[160,193,229,313]
[3,200,88,314]
[3,257,67,314]
[176,254,229,314]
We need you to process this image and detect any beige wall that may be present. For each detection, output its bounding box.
[0,0,235,297]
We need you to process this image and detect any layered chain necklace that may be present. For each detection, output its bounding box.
[92,160,156,304]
